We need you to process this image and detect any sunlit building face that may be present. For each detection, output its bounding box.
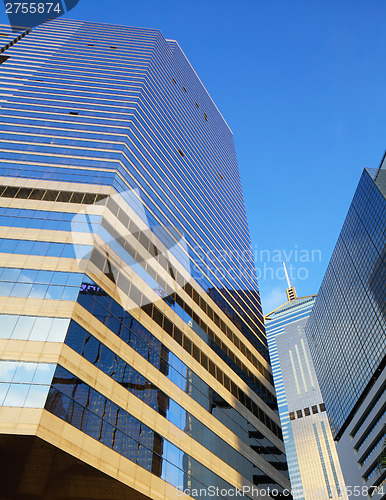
[0,19,290,499]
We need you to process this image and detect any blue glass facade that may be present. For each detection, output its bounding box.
[305,167,385,436]
[305,163,386,494]
[0,19,290,499]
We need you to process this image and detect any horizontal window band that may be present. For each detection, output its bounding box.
[0,193,271,385]
[81,270,281,440]
[0,184,107,204]
[64,319,286,480]
[46,365,256,496]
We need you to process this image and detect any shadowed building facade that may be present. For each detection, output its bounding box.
[305,158,386,498]
[0,19,290,500]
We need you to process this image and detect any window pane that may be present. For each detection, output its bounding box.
[0,315,18,338]
[11,283,33,297]
[51,273,69,286]
[24,384,50,408]
[32,364,56,384]
[46,286,63,300]
[48,318,70,342]
[61,287,79,301]
[0,282,14,295]
[19,270,38,283]
[14,316,36,340]
[3,383,30,406]
[29,317,53,341]
[0,361,18,382]
[13,362,37,383]
[29,284,48,299]
[0,268,21,282]
[0,382,10,405]
[36,270,54,284]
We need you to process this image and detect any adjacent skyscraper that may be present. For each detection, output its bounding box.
[306,157,386,498]
[0,19,290,499]
[265,271,347,500]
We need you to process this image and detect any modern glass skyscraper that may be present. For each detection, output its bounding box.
[0,19,290,499]
[306,158,386,498]
[265,283,347,500]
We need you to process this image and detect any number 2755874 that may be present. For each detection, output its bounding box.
[5,3,61,14]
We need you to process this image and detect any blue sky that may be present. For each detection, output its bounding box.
[1,0,385,313]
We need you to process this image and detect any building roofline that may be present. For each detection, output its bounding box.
[264,295,317,322]
[166,39,233,135]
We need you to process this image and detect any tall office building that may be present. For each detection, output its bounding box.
[265,276,347,500]
[0,19,290,499]
[306,158,386,498]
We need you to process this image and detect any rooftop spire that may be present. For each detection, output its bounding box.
[283,262,297,301]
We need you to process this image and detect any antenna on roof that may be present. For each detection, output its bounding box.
[283,262,291,288]
[283,262,297,301]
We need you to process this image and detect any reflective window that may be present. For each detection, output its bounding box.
[306,169,386,435]
[0,238,92,259]
[0,315,70,342]
[64,320,273,480]
[76,281,287,471]
[84,256,280,432]
[0,268,84,301]
[0,361,56,408]
[45,364,281,497]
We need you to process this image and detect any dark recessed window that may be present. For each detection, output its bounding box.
[87,44,94,47]
[83,193,97,204]
[296,410,303,419]
[204,113,208,121]
[57,191,72,203]
[200,352,208,370]
[110,46,117,49]
[163,317,173,336]
[218,173,223,180]
[289,412,295,421]
[69,192,84,204]
[3,186,19,197]
[312,405,319,414]
[192,343,200,363]
[183,335,192,355]
[172,77,176,84]
[17,188,31,199]
[230,381,238,398]
[173,327,182,345]
[29,189,46,200]
[0,33,8,37]
[195,102,199,108]
[42,190,59,201]
[152,307,164,328]
[182,86,187,92]
[304,407,311,416]
[223,374,230,391]
[69,111,79,116]
[320,403,326,412]
[178,149,184,158]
